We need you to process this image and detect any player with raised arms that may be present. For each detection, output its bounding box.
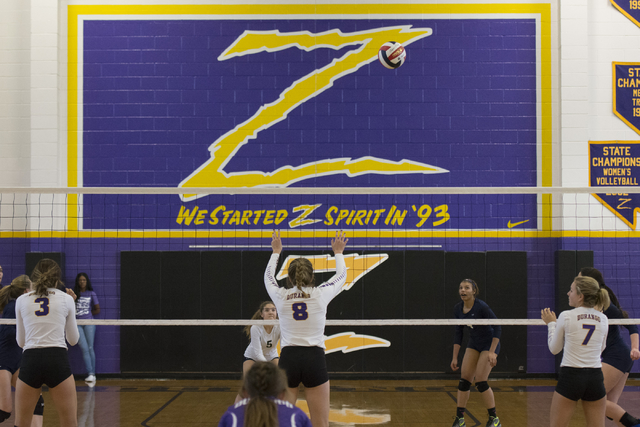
[451,279,502,427]
[542,276,610,427]
[264,230,348,427]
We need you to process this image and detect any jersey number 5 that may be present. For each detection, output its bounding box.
[34,297,50,317]
[582,324,595,345]
[292,303,308,321]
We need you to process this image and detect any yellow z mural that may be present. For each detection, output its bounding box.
[179,26,446,200]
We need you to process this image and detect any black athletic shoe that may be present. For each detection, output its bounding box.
[452,417,466,427]
[486,416,501,427]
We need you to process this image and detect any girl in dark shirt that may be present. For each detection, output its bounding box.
[580,268,640,427]
[451,279,502,427]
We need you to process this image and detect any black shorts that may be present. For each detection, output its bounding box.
[0,348,22,375]
[556,367,606,402]
[18,348,73,389]
[467,338,500,355]
[279,346,328,388]
[602,343,634,373]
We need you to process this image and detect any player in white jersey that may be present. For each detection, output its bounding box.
[542,276,610,427]
[14,259,80,427]
[264,230,348,427]
[235,301,280,403]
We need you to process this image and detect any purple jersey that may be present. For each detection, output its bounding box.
[218,398,311,427]
[76,291,99,319]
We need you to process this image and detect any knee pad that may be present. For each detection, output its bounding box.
[0,409,10,422]
[33,395,44,416]
[476,381,490,393]
[458,378,472,392]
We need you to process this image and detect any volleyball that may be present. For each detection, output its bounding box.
[378,41,406,69]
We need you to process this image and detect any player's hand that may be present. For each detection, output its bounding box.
[450,359,459,371]
[541,308,556,324]
[66,288,77,301]
[271,230,282,254]
[488,352,497,368]
[331,230,348,254]
[631,348,640,361]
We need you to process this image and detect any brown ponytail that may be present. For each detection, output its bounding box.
[0,275,31,312]
[574,276,610,310]
[243,362,287,427]
[287,258,314,298]
[30,259,62,297]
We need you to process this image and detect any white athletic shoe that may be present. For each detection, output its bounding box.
[85,374,96,382]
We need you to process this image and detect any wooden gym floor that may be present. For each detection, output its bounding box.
[11,378,640,426]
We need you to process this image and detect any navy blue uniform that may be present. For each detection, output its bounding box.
[454,299,502,354]
[0,299,22,374]
[602,304,638,373]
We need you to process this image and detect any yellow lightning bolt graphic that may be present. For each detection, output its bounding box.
[296,400,391,425]
[178,26,444,200]
[324,332,391,354]
[276,253,388,291]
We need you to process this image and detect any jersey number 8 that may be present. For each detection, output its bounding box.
[292,302,308,321]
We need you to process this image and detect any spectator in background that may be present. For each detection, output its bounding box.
[73,273,100,383]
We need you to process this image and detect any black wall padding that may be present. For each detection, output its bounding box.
[403,251,447,372]
[486,252,528,373]
[121,252,162,372]
[120,250,528,374]
[555,251,594,314]
[25,252,64,281]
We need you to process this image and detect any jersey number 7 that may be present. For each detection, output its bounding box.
[582,324,596,345]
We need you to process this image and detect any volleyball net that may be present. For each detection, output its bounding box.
[0,186,639,375]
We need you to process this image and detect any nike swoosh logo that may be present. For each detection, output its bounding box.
[507,219,530,228]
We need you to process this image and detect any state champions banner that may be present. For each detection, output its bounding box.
[613,62,640,135]
[611,0,640,28]
[590,141,640,230]
[66,3,552,236]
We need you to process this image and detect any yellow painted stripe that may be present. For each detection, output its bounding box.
[2,229,638,239]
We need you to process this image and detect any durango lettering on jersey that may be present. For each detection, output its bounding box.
[286,293,305,300]
[576,313,601,322]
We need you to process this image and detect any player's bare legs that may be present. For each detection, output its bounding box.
[48,376,78,427]
[602,363,626,423]
[305,381,330,427]
[583,397,607,427]
[14,379,41,427]
[0,370,13,416]
[235,360,255,403]
[457,349,479,408]
[549,392,578,427]
[286,386,299,405]
[475,350,496,410]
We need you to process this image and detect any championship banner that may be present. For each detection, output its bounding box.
[610,0,640,28]
[613,62,640,135]
[589,141,640,230]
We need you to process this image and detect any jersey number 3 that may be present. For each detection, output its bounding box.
[34,297,50,317]
[292,302,308,321]
[582,324,595,345]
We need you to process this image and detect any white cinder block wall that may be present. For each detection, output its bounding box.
[0,0,31,187]
[2,1,640,193]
